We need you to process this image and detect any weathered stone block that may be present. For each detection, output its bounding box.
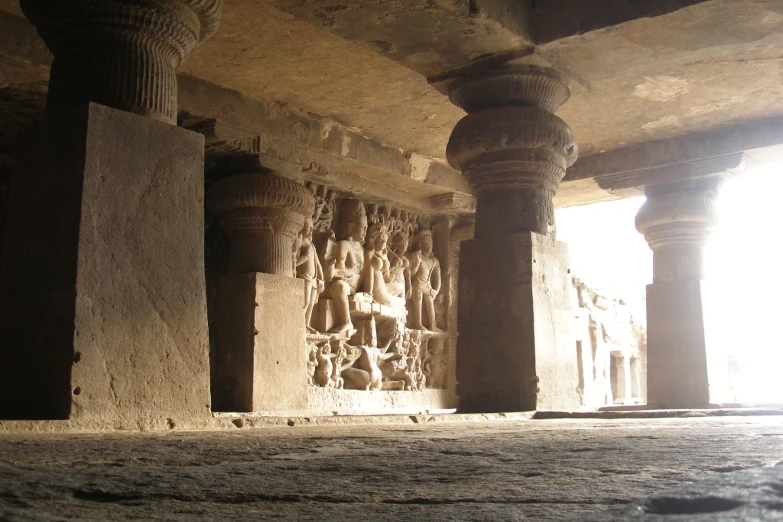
[213,272,307,412]
[457,232,579,412]
[0,103,211,425]
[646,280,728,407]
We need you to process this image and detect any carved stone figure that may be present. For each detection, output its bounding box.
[366,203,379,225]
[296,218,324,333]
[312,185,336,234]
[362,223,406,309]
[330,342,347,389]
[387,229,412,301]
[342,337,397,391]
[378,206,391,227]
[314,342,337,388]
[408,229,442,331]
[342,346,388,391]
[322,199,368,334]
[306,341,318,385]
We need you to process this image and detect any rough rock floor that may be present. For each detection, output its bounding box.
[1,416,782,521]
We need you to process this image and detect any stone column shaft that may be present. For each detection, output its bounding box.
[448,65,580,412]
[21,0,222,123]
[636,178,726,407]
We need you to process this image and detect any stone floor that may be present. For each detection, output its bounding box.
[0,416,782,521]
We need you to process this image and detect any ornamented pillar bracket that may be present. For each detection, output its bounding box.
[22,0,222,123]
[208,172,314,276]
[635,154,745,283]
[445,65,577,237]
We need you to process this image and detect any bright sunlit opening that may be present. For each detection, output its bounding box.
[556,162,783,404]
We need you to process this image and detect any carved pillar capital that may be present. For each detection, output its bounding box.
[208,173,315,276]
[446,65,577,237]
[636,178,722,282]
[21,0,222,123]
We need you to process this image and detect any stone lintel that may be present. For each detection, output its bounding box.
[429,192,476,214]
[533,0,711,44]
[566,117,783,185]
[605,152,746,193]
[188,116,478,216]
[178,75,471,198]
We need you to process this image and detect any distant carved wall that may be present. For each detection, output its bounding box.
[572,278,647,408]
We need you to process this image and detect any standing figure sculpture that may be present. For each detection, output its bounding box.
[387,229,411,301]
[296,218,324,333]
[362,223,406,309]
[322,199,367,334]
[408,229,442,331]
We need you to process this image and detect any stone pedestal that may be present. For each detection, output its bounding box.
[457,232,579,412]
[213,272,307,412]
[636,178,729,407]
[0,103,211,424]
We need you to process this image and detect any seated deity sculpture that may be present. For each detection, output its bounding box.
[387,229,411,301]
[321,199,367,334]
[295,218,324,333]
[408,228,442,332]
[361,223,406,309]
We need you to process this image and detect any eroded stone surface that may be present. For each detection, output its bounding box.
[0,417,781,520]
[594,460,783,520]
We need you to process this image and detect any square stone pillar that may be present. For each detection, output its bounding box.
[213,272,308,413]
[646,280,729,407]
[636,178,730,408]
[457,232,580,412]
[0,103,212,425]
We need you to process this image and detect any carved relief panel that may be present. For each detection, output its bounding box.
[298,184,451,392]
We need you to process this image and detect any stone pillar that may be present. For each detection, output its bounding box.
[447,65,580,412]
[636,178,727,408]
[0,1,221,424]
[0,104,214,425]
[208,172,314,412]
[21,0,222,123]
[611,353,632,404]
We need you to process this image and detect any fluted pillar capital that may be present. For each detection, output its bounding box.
[446,65,577,237]
[21,0,222,123]
[208,172,314,276]
[636,178,722,282]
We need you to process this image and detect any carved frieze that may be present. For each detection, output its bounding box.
[298,188,451,392]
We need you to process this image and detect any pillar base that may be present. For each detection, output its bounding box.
[0,103,212,424]
[213,272,307,413]
[457,232,579,412]
[646,280,729,408]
